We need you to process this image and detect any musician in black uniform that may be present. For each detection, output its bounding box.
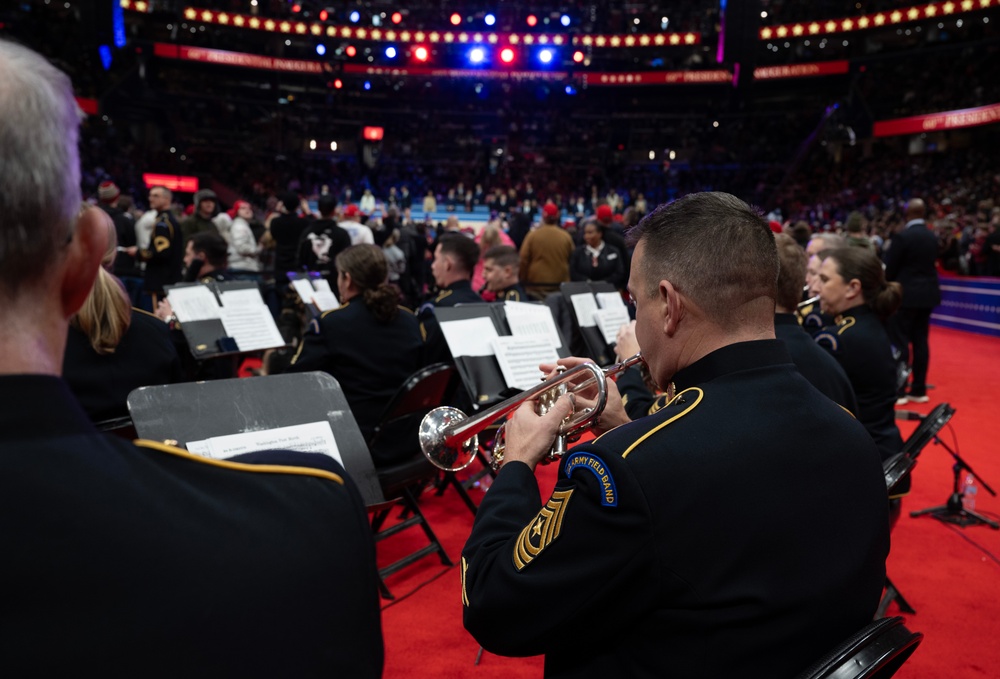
[482,245,529,301]
[132,185,184,306]
[0,39,382,676]
[182,231,233,283]
[461,193,889,678]
[814,247,905,465]
[62,213,182,421]
[774,233,858,412]
[426,232,484,307]
[287,244,426,444]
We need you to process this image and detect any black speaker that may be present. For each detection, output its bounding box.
[719,0,760,88]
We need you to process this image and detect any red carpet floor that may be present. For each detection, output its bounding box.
[377,326,1000,678]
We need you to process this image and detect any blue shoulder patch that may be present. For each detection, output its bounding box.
[563,452,618,507]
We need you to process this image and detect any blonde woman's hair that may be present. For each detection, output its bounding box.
[70,211,131,354]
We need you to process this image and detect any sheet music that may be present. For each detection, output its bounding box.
[593,306,631,345]
[314,278,334,294]
[504,301,563,349]
[311,291,340,312]
[439,316,500,357]
[570,293,599,328]
[218,289,286,351]
[291,279,317,305]
[166,286,221,322]
[185,421,343,466]
[491,336,560,391]
[596,292,626,309]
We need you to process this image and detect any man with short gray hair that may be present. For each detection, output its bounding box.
[0,38,383,677]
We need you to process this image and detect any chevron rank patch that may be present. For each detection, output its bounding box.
[564,452,618,507]
[513,489,574,571]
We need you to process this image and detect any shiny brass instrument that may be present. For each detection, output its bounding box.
[419,354,644,472]
[797,294,820,310]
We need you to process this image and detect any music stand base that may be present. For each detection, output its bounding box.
[910,493,1000,529]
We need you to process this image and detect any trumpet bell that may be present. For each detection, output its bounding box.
[419,406,479,472]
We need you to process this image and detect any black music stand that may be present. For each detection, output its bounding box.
[127,372,384,506]
[908,404,999,530]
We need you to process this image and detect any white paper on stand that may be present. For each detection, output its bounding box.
[570,293,599,328]
[596,292,626,309]
[310,291,340,312]
[504,301,563,350]
[314,279,334,294]
[166,286,222,322]
[291,279,317,306]
[439,317,500,357]
[185,421,343,466]
[491,336,560,391]
[593,306,632,345]
[218,289,285,351]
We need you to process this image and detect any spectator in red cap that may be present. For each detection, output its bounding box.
[339,204,374,245]
[519,202,574,298]
[594,203,630,276]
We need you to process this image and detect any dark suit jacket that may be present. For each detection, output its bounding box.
[883,219,941,309]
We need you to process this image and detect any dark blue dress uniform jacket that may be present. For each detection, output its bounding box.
[461,340,889,678]
[0,375,383,677]
[774,313,858,414]
[814,305,904,463]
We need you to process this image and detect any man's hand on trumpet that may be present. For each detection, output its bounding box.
[538,357,631,435]
[501,393,574,472]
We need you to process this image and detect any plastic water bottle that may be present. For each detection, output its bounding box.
[962,473,978,512]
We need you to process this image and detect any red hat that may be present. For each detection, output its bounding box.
[596,204,613,222]
[542,202,559,218]
[97,181,120,203]
[344,204,360,218]
[768,220,783,234]
[228,200,250,219]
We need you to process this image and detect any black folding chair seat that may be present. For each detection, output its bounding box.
[795,616,923,679]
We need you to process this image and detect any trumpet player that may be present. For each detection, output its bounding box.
[460,192,889,678]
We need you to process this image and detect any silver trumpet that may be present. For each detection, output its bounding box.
[797,294,820,310]
[419,354,644,472]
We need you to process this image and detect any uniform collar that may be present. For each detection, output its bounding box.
[671,339,793,392]
[446,280,474,293]
[0,374,96,439]
[774,313,800,327]
[840,304,875,321]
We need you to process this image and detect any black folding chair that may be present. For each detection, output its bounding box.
[367,363,461,599]
[877,452,919,618]
[795,616,923,679]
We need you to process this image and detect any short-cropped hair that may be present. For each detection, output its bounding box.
[438,233,480,276]
[0,39,82,297]
[483,245,519,270]
[190,231,229,269]
[625,192,778,327]
[774,233,807,311]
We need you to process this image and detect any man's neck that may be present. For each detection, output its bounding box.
[0,304,67,376]
[438,276,468,289]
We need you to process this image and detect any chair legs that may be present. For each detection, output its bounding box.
[876,576,916,619]
[372,485,453,600]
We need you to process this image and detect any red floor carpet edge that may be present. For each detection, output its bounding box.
[377,326,1000,678]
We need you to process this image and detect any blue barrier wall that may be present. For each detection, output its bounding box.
[932,276,1000,339]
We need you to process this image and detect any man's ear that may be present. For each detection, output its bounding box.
[660,279,683,338]
[59,207,108,318]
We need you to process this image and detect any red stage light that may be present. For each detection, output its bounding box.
[143,173,199,193]
[391,12,402,24]
[291,3,301,12]
[413,46,429,61]
[450,13,462,26]
[526,14,537,27]
[333,79,343,89]
[345,45,357,57]
[319,9,328,21]
[363,126,385,141]
[572,50,584,63]
[500,47,515,63]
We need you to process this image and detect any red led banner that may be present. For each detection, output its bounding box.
[582,70,732,86]
[873,102,1000,137]
[143,173,200,193]
[753,60,849,80]
[342,63,568,80]
[75,97,99,115]
[153,43,324,74]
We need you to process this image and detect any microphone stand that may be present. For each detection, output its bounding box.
[910,434,999,529]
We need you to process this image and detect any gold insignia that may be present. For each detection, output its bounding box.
[153,235,170,252]
[513,489,574,571]
[461,557,470,606]
[836,316,856,335]
[623,387,704,459]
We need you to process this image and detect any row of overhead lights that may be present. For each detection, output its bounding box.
[117,3,700,48]
[326,43,573,67]
[759,0,996,39]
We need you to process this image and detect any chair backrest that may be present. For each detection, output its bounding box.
[795,616,923,679]
[368,363,459,467]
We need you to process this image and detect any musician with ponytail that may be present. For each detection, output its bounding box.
[815,247,905,467]
[288,244,427,441]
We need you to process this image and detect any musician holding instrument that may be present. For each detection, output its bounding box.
[459,192,889,677]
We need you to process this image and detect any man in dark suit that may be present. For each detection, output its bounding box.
[884,198,941,403]
[461,193,888,677]
[0,39,383,676]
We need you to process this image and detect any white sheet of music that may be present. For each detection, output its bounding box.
[166,286,222,322]
[310,291,340,312]
[185,421,343,466]
[291,279,317,305]
[491,335,560,391]
[218,289,286,351]
[313,278,335,294]
[439,316,500,357]
[596,291,626,309]
[570,293,599,328]
[504,301,563,349]
[593,306,631,345]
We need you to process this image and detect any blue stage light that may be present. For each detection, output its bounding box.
[538,48,554,64]
[560,14,571,27]
[385,46,397,58]
[565,84,576,95]
[484,13,496,26]
[316,44,327,56]
[349,11,361,23]
[468,46,486,64]
[364,81,371,90]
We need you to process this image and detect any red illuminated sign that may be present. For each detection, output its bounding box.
[153,43,324,74]
[143,173,200,193]
[753,60,849,80]
[363,126,385,141]
[874,102,1000,138]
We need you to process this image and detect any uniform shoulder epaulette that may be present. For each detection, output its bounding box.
[434,289,453,304]
[131,307,162,320]
[592,387,704,460]
[398,305,416,315]
[319,301,350,319]
[133,439,345,485]
[835,316,856,335]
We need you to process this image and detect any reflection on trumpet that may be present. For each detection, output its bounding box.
[419,354,644,472]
